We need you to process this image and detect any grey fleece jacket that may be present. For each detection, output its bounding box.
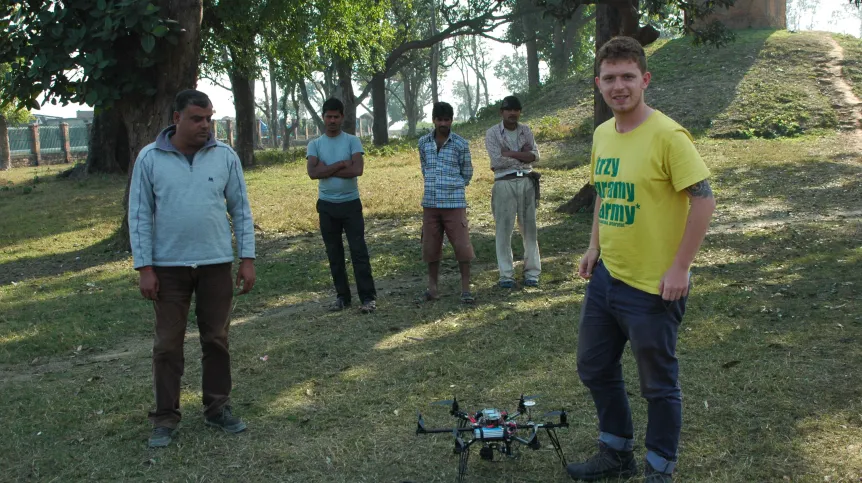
[128,126,255,269]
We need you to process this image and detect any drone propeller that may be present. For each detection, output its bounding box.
[543,409,568,424]
[431,399,454,406]
[522,394,541,400]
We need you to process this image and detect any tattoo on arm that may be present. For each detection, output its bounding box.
[685,179,714,198]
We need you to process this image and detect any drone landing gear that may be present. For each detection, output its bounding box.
[544,428,568,468]
[457,445,470,483]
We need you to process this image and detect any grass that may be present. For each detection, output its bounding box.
[2,31,862,482]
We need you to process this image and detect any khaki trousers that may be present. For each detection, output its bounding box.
[492,177,541,282]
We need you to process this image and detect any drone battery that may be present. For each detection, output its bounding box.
[473,427,505,441]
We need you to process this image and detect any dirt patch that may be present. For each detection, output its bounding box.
[823,37,862,147]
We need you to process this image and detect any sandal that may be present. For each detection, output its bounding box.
[416,289,439,303]
[460,291,476,304]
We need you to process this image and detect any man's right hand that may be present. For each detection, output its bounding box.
[578,248,600,280]
[139,267,159,300]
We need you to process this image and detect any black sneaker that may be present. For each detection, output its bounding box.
[566,442,638,481]
[644,462,674,482]
[148,426,177,448]
[329,297,350,312]
[359,300,376,314]
[205,406,247,433]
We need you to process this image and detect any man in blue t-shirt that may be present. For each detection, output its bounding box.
[306,98,377,313]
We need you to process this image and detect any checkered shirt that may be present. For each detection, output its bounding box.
[418,130,473,208]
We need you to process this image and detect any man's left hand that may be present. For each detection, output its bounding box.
[659,265,689,301]
[236,258,256,295]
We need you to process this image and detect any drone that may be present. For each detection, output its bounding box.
[415,394,569,482]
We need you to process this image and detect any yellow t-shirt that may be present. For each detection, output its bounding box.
[590,110,711,295]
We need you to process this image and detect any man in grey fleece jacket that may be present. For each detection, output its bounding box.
[128,90,256,448]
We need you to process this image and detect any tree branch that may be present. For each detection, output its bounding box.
[380,5,543,78]
[298,81,325,130]
[201,73,233,93]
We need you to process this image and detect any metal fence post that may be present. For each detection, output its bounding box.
[226,119,234,147]
[30,123,41,166]
[60,122,72,163]
[213,120,219,140]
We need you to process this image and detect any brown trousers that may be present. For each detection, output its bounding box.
[149,263,234,428]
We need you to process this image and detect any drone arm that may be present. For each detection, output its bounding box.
[417,427,474,434]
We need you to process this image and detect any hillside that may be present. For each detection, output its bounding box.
[455,30,848,170]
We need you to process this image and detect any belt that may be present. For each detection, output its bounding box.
[495,172,528,182]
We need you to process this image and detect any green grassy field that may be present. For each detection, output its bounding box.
[1,30,861,482]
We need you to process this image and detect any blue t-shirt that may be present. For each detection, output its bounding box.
[307,132,364,203]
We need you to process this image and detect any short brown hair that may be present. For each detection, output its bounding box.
[595,36,647,75]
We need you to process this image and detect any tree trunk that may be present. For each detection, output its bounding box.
[0,116,10,171]
[430,0,439,105]
[430,0,440,104]
[299,81,325,131]
[85,109,127,174]
[335,55,357,135]
[118,0,202,249]
[230,67,256,168]
[403,71,417,137]
[370,72,389,145]
[522,8,541,89]
[262,79,271,142]
[551,19,567,80]
[268,56,279,149]
[593,3,617,129]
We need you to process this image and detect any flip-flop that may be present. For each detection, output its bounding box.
[460,292,475,304]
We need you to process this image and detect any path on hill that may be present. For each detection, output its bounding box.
[824,37,862,145]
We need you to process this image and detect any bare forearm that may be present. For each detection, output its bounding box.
[589,196,602,250]
[672,198,715,270]
[503,151,536,163]
[310,162,344,179]
[334,158,363,178]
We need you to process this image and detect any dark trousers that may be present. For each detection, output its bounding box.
[316,198,376,304]
[149,263,233,428]
[576,261,686,471]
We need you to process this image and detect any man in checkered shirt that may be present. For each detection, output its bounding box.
[417,102,476,304]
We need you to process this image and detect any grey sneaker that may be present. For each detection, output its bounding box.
[566,442,638,481]
[148,426,177,448]
[644,463,674,482]
[359,300,377,314]
[524,279,539,287]
[329,297,350,312]
[205,406,247,433]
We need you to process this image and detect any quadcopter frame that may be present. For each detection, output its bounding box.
[416,396,569,482]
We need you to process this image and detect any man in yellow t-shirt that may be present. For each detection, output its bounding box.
[566,37,715,483]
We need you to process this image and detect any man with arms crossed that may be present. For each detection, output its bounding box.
[129,89,256,448]
[484,95,541,288]
[418,101,475,303]
[567,37,716,482]
[307,98,377,313]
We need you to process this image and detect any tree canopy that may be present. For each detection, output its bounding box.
[0,0,183,111]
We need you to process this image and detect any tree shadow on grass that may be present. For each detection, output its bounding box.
[648,30,773,135]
